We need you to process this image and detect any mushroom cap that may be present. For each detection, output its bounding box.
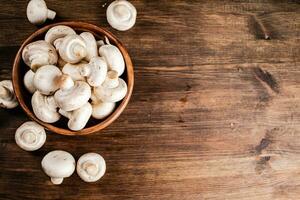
[31,91,60,123]
[94,77,127,103]
[15,121,46,151]
[45,25,76,45]
[33,65,62,95]
[62,62,87,81]
[54,81,91,111]
[99,44,125,76]
[41,150,76,185]
[0,80,18,109]
[80,32,98,62]
[59,35,87,64]
[106,0,137,31]
[77,153,106,182]
[92,100,115,120]
[59,102,92,131]
[26,0,56,25]
[80,57,107,87]
[101,70,119,88]
[22,40,58,71]
[24,70,36,94]
[53,38,64,50]
[27,0,48,25]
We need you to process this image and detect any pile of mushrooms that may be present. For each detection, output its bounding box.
[22,25,128,131]
[0,0,138,185]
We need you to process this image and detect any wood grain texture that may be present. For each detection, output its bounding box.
[0,0,300,199]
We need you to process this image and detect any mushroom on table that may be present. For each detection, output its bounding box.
[0,80,18,109]
[106,0,137,31]
[77,153,106,183]
[15,121,46,151]
[27,0,56,25]
[41,150,76,185]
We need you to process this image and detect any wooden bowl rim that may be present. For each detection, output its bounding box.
[12,21,134,136]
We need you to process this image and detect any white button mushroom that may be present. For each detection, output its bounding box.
[24,70,36,94]
[59,102,92,131]
[22,40,58,71]
[80,32,98,62]
[77,153,106,183]
[31,91,60,123]
[79,57,108,87]
[15,121,46,151]
[98,38,125,76]
[62,62,87,81]
[33,65,74,95]
[0,80,18,109]
[41,150,75,185]
[45,25,76,47]
[106,0,137,31]
[58,35,87,64]
[91,93,115,120]
[54,81,91,111]
[94,70,127,103]
[27,0,56,25]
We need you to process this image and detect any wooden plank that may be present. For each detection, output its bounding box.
[0,0,300,199]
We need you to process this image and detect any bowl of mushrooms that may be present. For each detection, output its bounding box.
[12,21,134,136]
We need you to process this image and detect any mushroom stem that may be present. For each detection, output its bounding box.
[102,70,119,88]
[0,86,10,100]
[83,162,98,176]
[21,130,37,144]
[47,9,56,20]
[73,45,86,58]
[51,177,63,185]
[58,109,72,119]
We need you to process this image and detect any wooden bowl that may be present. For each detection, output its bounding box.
[12,22,134,136]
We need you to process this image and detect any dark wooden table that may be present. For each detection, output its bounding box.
[0,0,300,199]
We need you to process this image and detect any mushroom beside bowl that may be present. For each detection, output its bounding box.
[12,21,134,136]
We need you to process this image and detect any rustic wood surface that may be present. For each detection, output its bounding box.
[0,0,300,199]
